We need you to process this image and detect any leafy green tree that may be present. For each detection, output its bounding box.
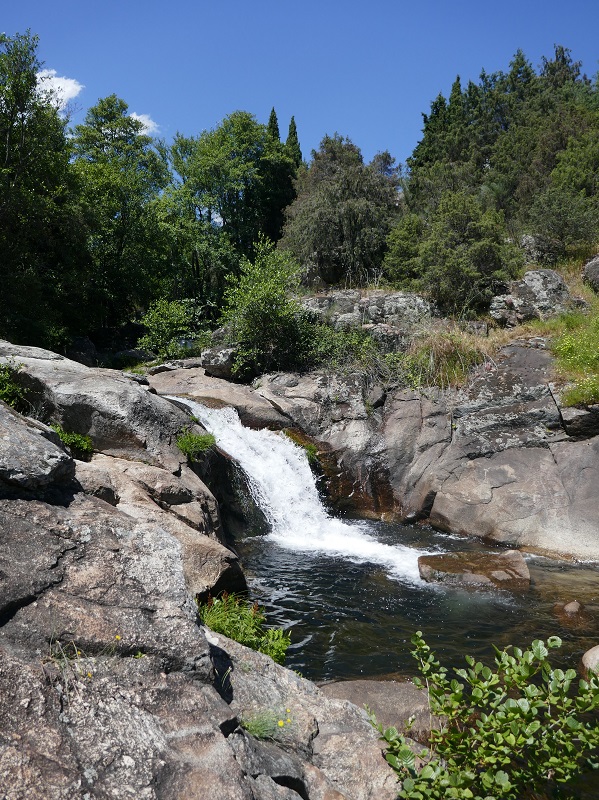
[415,191,521,314]
[138,298,202,359]
[280,134,399,285]
[170,111,295,256]
[0,31,89,346]
[72,94,169,328]
[285,116,302,167]
[267,107,280,140]
[383,213,425,287]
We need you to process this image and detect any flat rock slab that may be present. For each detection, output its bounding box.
[148,367,290,429]
[418,549,530,591]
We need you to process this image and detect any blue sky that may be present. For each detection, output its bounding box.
[5,0,599,164]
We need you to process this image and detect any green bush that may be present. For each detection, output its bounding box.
[0,362,27,411]
[372,631,599,799]
[138,298,208,360]
[197,593,291,665]
[50,424,93,458]
[220,236,313,379]
[176,431,216,460]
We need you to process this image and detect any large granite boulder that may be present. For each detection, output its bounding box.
[148,367,290,430]
[583,254,599,294]
[489,269,579,327]
[0,341,195,470]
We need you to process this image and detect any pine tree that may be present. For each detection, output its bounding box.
[285,116,302,167]
[267,107,280,140]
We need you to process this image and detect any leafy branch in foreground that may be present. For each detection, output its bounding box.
[197,593,291,664]
[372,632,599,799]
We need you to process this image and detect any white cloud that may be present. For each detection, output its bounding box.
[130,112,159,135]
[37,69,84,111]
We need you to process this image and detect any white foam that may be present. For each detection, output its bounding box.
[173,399,425,583]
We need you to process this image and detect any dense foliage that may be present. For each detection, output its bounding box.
[1,31,599,356]
[373,632,599,799]
[280,134,400,285]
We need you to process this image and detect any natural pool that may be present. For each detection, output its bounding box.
[238,519,599,683]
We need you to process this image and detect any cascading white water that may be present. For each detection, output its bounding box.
[175,397,426,583]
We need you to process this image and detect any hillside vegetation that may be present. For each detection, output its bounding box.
[1,32,599,402]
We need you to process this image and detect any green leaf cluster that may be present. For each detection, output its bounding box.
[197,593,291,664]
[220,237,312,378]
[373,631,599,799]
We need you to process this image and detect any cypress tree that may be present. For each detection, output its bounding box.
[267,107,280,140]
[285,116,302,167]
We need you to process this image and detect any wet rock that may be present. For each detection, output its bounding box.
[417,550,530,591]
[553,600,593,630]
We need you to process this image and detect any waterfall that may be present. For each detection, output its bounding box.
[175,398,425,583]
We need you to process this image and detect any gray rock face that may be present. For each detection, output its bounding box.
[0,340,193,469]
[201,346,236,379]
[490,269,578,326]
[417,550,531,591]
[0,340,398,799]
[301,290,435,351]
[252,339,599,560]
[583,254,599,294]
[0,401,74,489]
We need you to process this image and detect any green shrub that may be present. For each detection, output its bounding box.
[372,631,599,800]
[241,708,294,740]
[138,298,208,360]
[0,362,27,411]
[220,236,312,379]
[176,431,216,460]
[197,593,291,665]
[50,424,93,458]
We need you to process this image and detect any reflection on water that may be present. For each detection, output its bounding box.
[238,521,599,683]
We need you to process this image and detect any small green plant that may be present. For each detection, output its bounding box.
[50,424,93,458]
[241,708,294,740]
[372,631,599,799]
[283,429,320,468]
[176,430,216,460]
[197,593,291,665]
[0,361,27,411]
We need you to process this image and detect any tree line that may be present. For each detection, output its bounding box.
[1,31,598,351]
